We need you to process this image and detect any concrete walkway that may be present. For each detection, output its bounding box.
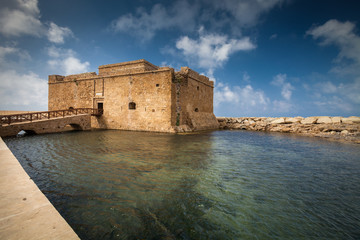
[0,137,79,240]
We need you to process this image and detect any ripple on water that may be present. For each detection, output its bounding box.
[4,130,360,240]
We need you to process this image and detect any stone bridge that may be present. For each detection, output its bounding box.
[0,108,101,137]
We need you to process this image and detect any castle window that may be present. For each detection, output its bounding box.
[195,108,199,112]
[97,102,103,111]
[197,86,199,91]
[156,84,160,87]
[129,102,136,110]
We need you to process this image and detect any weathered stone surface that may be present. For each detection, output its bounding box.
[317,116,333,124]
[0,137,79,239]
[271,118,285,124]
[342,116,360,124]
[331,117,342,123]
[217,116,360,143]
[301,117,318,124]
[285,117,303,124]
[0,115,91,138]
[341,130,349,135]
[49,59,219,133]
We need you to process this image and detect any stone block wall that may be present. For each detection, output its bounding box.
[48,59,219,133]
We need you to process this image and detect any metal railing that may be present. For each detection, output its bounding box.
[0,108,103,125]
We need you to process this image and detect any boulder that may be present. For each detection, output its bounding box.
[271,118,285,124]
[285,117,303,124]
[317,116,332,124]
[342,117,353,124]
[264,118,275,123]
[301,117,318,124]
[280,127,292,133]
[341,130,349,135]
[331,117,342,124]
[342,116,360,124]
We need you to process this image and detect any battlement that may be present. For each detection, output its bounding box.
[98,59,159,76]
[48,59,218,132]
[64,72,98,81]
[48,75,64,83]
[48,72,98,83]
[179,67,214,87]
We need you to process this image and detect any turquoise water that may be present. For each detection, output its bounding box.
[4,130,360,240]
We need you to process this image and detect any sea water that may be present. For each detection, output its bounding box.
[4,130,360,239]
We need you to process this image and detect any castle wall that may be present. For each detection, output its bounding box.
[173,67,219,131]
[48,60,218,133]
[93,68,174,132]
[48,79,94,110]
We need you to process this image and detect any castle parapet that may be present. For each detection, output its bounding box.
[98,59,159,76]
[48,75,64,83]
[179,67,214,87]
[63,72,97,81]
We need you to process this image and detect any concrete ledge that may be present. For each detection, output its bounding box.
[0,137,79,240]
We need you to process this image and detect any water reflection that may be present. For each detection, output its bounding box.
[4,130,360,239]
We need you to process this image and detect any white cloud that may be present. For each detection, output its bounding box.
[307,19,360,75]
[0,69,47,110]
[47,22,74,44]
[176,28,256,72]
[206,0,285,27]
[316,79,360,104]
[0,45,31,70]
[0,0,44,37]
[318,81,337,94]
[272,100,292,113]
[0,0,74,45]
[110,0,285,40]
[110,0,198,41]
[306,19,360,114]
[314,96,353,113]
[242,72,250,83]
[271,73,294,100]
[0,44,46,110]
[0,46,22,60]
[214,82,269,111]
[303,78,360,115]
[47,47,90,75]
[270,34,278,40]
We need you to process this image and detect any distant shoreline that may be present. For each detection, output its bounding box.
[217,116,360,144]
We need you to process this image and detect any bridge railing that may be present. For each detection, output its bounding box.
[0,108,103,125]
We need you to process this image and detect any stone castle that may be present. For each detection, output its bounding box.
[48,59,219,132]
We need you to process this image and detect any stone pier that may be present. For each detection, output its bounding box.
[0,137,79,239]
[217,116,360,143]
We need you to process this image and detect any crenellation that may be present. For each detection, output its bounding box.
[63,72,97,81]
[48,75,64,83]
[98,59,159,76]
[48,59,219,133]
[179,67,214,87]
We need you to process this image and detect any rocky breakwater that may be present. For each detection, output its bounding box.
[217,116,360,143]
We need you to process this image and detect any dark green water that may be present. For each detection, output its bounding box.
[4,130,360,240]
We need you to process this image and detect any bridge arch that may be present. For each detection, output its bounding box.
[64,123,83,131]
[17,129,37,137]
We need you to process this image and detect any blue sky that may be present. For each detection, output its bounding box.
[0,0,359,117]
